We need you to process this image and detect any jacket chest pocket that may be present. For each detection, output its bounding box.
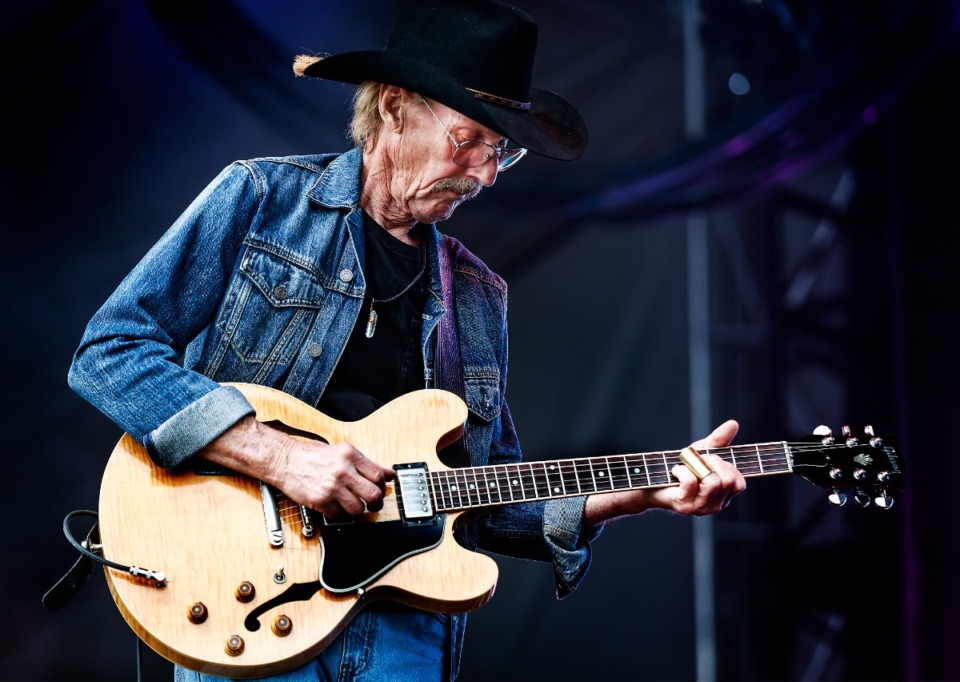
[217,247,326,365]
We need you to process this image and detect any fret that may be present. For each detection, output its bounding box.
[431,470,447,511]
[572,458,596,494]
[593,458,613,492]
[657,451,673,486]
[543,462,565,497]
[519,462,538,499]
[755,445,764,474]
[531,462,549,499]
[641,454,652,487]
[467,469,482,506]
[454,469,471,507]
[445,469,458,508]
[623,454,649,489]
[507,464,526,500]
[607,455,629,492]
[728,447,737,470]
[492,466,512,503]
[560,460,581,495]
[481,467,504,504]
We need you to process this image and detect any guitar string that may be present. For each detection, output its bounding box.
[271,441,889,518]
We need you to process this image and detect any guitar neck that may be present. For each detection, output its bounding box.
[428,442,794,512]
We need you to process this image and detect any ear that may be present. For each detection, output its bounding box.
[379,85,408,132]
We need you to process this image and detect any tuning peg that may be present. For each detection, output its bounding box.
[853,468,867,481]
[814,425,835,445]
[828,489,847,506]
[842,425,859,446]
[864,425,875,437]
[829,467,842,480]
[854,490,872,508]
[874,490,895,510]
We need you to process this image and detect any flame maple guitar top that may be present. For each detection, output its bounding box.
[98,383,499,679]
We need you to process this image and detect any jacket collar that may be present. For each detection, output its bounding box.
[305,147,363,208]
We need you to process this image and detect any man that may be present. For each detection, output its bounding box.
[69,1,746,680]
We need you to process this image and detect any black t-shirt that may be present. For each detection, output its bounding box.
[315,212,426,421]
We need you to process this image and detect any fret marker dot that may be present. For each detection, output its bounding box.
[598,471,605,477]
[633,468,641,474]
[512,480,519,485]
[489,483,497,489]
[553,487,560,493]
[451,485,458,491]
[469,483,475,489]
[549,465,556,471]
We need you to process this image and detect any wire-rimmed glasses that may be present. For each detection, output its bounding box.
[419,96,527,172]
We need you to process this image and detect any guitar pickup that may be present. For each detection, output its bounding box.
[394,463,438,527]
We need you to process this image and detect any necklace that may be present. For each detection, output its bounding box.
[364,246,426,339]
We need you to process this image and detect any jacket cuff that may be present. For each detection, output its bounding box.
[543,496,603,598]
[143,385,255,468]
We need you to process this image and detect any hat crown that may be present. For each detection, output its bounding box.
[385,0,538,105]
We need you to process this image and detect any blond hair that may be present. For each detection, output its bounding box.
[349,81,384,148]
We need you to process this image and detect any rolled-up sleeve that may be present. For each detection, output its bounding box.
[471,403,603,598]
[68,162,259,466]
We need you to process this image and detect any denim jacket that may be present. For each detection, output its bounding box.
[69,148,599,670]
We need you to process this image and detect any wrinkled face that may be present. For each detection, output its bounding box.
[392,95,503,224]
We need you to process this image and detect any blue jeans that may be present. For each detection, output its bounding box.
[174,605,451,682]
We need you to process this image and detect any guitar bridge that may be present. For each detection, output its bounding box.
[394,463,438,527]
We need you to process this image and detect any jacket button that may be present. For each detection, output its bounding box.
[307,343,322,358]
[338,269,354,283]
[273,285,287,300]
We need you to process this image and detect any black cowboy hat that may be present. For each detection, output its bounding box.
[294,0,587,160]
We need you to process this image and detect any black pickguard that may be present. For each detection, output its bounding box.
[319,516,445,593]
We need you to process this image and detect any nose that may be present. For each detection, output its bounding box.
[465,158,498,188]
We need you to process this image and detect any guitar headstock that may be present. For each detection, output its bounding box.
[792,425,904,509]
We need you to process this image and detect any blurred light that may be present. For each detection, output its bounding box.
[728,72,751,95]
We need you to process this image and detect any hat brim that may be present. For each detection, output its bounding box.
[302,51,587,161]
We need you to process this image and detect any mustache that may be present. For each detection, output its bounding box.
[432,177,482,200]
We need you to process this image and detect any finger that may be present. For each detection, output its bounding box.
[692,419,740,450]
[678,446,715,481]
[671,464,701,505]
[351,452,395,490]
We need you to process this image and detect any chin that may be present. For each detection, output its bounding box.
[419,200,462,224]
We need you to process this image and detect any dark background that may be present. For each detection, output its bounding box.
[4,1,958,680]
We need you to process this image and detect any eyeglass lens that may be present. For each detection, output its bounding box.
[452,141,527,171]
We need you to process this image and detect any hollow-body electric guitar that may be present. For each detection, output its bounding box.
[97,383,902,678]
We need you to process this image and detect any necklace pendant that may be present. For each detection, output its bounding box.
[365,307,378,338]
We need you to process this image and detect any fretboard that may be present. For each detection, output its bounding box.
[428,442,793,512]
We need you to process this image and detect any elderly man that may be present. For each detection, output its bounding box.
[69,1,745,680]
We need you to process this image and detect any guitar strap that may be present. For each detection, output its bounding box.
[42,521,97,611]
[434,234,470,469]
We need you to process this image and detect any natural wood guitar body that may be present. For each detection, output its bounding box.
[97,383,903,677]
[98,384,498,678]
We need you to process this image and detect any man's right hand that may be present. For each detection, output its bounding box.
[199,416,394,517]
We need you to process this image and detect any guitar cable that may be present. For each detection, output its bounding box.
[44,510,168,614]
[61,509,167,584]
[44,510,165,682]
